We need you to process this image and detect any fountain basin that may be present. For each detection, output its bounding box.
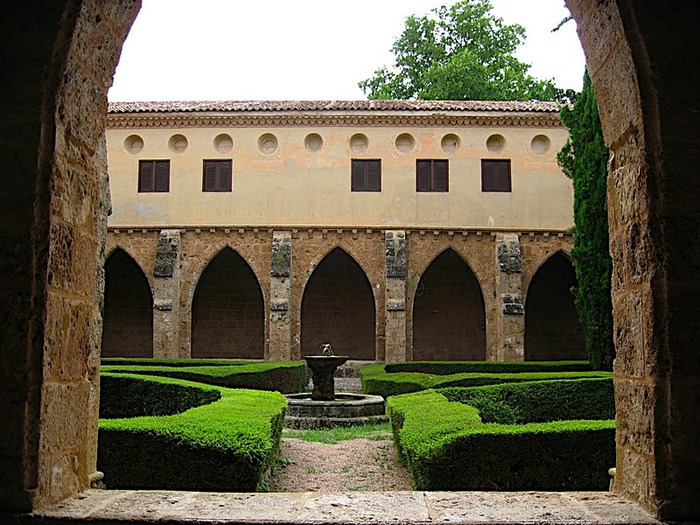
[284,393,387,429]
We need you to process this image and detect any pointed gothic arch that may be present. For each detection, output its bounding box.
[191,247,264,359]
[412,248,486,360]
[524,251,585,361]
[102,248,153,358]
[300,247,376,360]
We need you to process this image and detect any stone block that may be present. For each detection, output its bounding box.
[501,293,524,315]
[154,230,180,277]
[385,230,406,278]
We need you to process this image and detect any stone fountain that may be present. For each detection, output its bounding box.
[284,343,387,429]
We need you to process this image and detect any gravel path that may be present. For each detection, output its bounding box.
[268,436,413,492]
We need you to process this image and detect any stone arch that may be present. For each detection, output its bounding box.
[104,244,153,288]
[101,248,153,358]
[412,248,486,361]
[1,1,698,519]
[300,247,376,360]
[524,251,584,361]
[190,247,265,359]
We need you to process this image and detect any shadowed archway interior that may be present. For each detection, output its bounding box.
[191,248,265,359]
[412,249,486,361]
[525,252,585,361]
[102,249,153,358]
[301,247,376,360]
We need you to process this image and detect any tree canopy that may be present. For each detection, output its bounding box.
[358,0,560,101]
[557,71,615,371]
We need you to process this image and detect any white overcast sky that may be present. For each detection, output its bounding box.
[108,0,586,102]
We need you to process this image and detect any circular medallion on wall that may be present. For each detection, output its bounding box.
[531,134,551,155]
[258,133,278,154]
[305,133,323,152]
[168,134,188,153]
[486,134,506,153]
[124,134,144,154]
[214,133,234,154]
[350,133,369,153]
[395,133,415,153]
[441,133,460,154]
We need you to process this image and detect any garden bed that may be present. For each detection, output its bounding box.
[98,372,287,491]
[387,378,615,491]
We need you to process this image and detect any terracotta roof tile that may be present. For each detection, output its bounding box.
[108,99,560,114]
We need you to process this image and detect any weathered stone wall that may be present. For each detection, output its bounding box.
[0,0,141,512]
[566,0,700,519]
[105,227,575,364]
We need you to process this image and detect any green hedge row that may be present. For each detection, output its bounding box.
[384,360,592,375]
[439,377,615,424]
[101,359,308,394]
[387,381,615,491]
[361,362,611,398]
[98,373,286,492]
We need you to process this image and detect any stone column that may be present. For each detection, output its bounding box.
[269,231,292,360]
[385,230,407,362]
[495,234,524,361]
[152,230,182,358]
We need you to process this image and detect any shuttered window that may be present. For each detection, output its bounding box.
[138,160,170,192]
[351,159,381,192]
[416,160,449,192]
[203,159,232,192]
[481,159,512,192]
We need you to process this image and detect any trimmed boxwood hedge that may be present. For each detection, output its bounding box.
[439,377,615,424]
[385,360,592,375]
[101,359,308,393]
[387,380,615,491]
[361,362,611,398]
[98,372,287,492]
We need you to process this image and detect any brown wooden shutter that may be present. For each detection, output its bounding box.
[351,160,365,191]
[139,161,155,192]
[155,160,170,192]
[351,160,381,191]
[416,160,431,191]
[495,160,511,192]
[481,160,511,192]
[434,160,448,191]
[366,160,381,191]
[203,160,232,192]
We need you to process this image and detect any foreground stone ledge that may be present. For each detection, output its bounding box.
[13,490,661,525]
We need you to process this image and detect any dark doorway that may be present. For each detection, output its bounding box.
[301,248,375,360]
[412,249,486,360]
[191,248,264,359]
[102,249,153,358]
[525,252,585,360]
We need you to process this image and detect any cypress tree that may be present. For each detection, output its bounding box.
[557,71,615,370]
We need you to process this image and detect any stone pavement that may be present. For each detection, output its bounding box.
[22,489,661,525]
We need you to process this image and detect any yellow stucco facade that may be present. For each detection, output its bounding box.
[106,101,573,230]
[103,101,582,364]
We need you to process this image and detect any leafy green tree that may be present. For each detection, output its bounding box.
[557,71,614,370]
[359,0,560,101]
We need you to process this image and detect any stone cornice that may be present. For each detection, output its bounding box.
[108,226,573,238]
[106,113,564,130]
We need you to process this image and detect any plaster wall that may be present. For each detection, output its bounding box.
[105,120,573,230]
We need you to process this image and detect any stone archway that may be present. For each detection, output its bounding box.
[0,1,698,519]
[300,247,376,360]
[190,248,265,360]
[102,248,153,358]
[412,249,486,361]
[524,252,584,361]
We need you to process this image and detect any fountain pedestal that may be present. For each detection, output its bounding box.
[284,349,387,429]
[304,355,348,401]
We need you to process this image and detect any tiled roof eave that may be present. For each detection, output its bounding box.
[107,99,562,115]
